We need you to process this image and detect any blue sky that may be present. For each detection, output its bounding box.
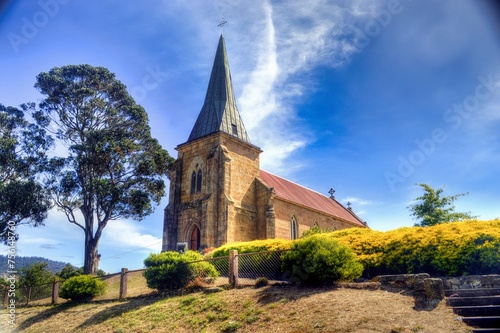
[1,0,500,273]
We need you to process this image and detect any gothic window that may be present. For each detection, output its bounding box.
[196,169,202,193]
[290,215,298,240]
[190,171,196,194]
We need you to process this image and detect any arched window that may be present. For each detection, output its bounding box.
[190,225,200,250]
[190,171,196,194]
[290,215,298,240]
[196,169,202,193]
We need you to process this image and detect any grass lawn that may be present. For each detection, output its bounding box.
[11,283,471,333]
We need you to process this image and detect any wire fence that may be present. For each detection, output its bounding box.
[1,250,291,306]
[236,250,288,285]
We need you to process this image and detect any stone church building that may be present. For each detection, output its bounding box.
[162,35,366,252]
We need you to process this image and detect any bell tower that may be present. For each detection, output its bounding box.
[162,35,263,252]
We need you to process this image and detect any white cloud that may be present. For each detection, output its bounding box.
[342,196,378,206]
[103,220,162,253]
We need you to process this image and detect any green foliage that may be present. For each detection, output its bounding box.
[281,235,363,286]
[0,103,52,242]
[18,262,54,304]
[301,225,337,238]
[329,220,500,277]
[255,277,269,288]
[212,239,291,257]
[408,183,476,227]
[34,64,174,273]
[143,251,219,291]
[56,264,83,280]
[59,275,106,301]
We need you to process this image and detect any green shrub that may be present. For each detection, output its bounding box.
[255,277,268,288]
[59,275,106,301]
[281,235,363,286]
[143,251,219,291]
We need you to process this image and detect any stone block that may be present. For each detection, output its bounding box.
[424,278,444,300]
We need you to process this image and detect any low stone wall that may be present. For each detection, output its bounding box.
[441,275,500,290]
[374,274,444,310]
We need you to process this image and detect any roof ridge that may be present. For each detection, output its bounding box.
[260,169,332,199]
[259,170,366,226]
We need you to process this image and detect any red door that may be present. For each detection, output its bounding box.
[190,226,200,250]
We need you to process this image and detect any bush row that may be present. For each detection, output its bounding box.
[328,219,500,277]
[209,220,500,277]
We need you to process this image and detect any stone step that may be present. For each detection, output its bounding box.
[447,296,500,307]
[453,305,500,317]
[445,288,500,297]
[461,316,500,328]
[471,329,500,333]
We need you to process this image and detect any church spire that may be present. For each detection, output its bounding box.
[187,35,250,143]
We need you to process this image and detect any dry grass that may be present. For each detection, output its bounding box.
[25,270,156,306]
[10,284,472,333]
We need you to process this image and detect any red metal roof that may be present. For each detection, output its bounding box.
[259,170,366,227]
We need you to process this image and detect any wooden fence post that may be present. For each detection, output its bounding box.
[3,287,8,306]
[229,250,238,288]
[119,268,128,301]
[52,279,59,305]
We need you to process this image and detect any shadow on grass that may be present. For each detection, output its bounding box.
[76,295,163,329]
[16,294,164,331]
[255,284,339,305]
[16,302,79,331]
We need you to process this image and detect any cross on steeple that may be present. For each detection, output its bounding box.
[218,18,228,33]
[328,188,335,199]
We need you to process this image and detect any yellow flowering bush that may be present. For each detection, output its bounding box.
[328,219,500,277]
[212,238,292,257]
[211,220,500,277]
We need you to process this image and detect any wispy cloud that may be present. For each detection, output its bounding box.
[40,243,64,250]
[233,0,383,173]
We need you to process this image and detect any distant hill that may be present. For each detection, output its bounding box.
[0,255,70,274]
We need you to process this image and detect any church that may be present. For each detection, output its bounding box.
[162,35,367,252]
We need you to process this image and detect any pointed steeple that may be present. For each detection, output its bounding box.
[187,35,250,143]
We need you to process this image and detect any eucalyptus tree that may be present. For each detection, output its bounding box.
[35,64,173,274]
[0,103,52,242]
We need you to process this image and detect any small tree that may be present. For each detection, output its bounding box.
[408,183,476,227]
[18,262,54,304]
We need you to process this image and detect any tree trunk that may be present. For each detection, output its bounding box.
[83,237,100,274]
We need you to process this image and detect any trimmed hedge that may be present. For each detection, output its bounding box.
[59,275,106,301]
[143,251,219,291]
[282,235,363,285]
